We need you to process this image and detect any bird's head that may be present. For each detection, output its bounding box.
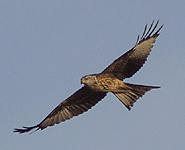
[81,75,96,86]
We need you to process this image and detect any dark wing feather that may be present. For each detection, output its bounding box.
[101,20,163,80]
[14,86,106,134]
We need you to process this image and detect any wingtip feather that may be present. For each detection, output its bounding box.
[136,20,163,45]
[13,124,40,134]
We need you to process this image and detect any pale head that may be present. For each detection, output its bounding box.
[81,74,96,87]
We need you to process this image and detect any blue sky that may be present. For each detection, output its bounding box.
[1,1,185,150]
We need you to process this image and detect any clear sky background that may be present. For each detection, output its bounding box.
[1,1,185,150]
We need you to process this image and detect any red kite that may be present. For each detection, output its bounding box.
[14,20,163,134]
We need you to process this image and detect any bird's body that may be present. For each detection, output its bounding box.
[81,74,129,92]
[14,20,163,134]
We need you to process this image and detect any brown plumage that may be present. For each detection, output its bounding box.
[14,20,163,134]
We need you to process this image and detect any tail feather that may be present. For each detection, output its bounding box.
[113,83,160,110]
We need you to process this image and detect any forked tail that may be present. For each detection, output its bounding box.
[113,83,160,110]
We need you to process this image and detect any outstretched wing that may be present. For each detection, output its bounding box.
[14,86,106,134]
[101,20,163,80]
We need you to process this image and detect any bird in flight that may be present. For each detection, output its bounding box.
[14,20,163,134]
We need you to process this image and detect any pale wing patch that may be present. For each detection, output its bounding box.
[131,37,156,58]
[40,107,74,128]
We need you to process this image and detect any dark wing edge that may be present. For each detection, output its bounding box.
[135,20,163,46]
[13,86,107,134]
[101,20,163,80]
